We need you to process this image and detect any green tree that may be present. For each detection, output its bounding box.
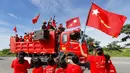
[84,36,100,51]
[121,24,130,42]
[1,49,11,55]
[106,41,123,51]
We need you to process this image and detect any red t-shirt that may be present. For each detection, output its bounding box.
[55,68,66,73]
[66,64,82,73]
[87,55,106,73]
[43,65,57,73]
[32,66,43,73]
[105,60,117,73]
[11,58,30,73]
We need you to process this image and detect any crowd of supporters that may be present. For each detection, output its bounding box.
[14,17,65,43]
[11,46,117,73]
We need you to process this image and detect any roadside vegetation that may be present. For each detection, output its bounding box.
[0,49,15,57]
[0,48,130,57]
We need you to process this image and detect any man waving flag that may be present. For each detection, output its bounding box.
[87,3,127,37]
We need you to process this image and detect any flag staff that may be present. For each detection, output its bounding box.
[80,1,93,43]
[31,24,35,32]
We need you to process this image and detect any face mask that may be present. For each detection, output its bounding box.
[18,56,24,64]
[18,59,24,64]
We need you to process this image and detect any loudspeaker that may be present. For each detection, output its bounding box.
[33,30,49,40]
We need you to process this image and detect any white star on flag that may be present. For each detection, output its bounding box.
[92,9,100,16]
[73,20,77,23]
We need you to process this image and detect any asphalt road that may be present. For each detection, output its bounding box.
[0,57,130,73]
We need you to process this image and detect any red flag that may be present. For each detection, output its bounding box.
[66,17,81,28]
[13,26,17,32]
[87,3,127,37]
[32,14,40,24]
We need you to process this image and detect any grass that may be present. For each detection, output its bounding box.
[89,48,130,57]
[103,49,130,57]
[0,52,15,57]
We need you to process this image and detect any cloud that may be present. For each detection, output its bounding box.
[8,13,18,19]
[0,20,10,26]
[31,0,70,13]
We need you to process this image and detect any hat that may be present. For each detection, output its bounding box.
[18,51,25,57]
[95,47,103,55]
[43,21,47,24]
[96,47,103,51]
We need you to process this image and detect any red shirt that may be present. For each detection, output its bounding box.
[87,55,106,73]
[43,65,56,73]
[55,68,66,73]
[24,35,29,42]
[66,64,82,73]
[105,60,117,73]
[32,66,43,73]
[11,58,30,73]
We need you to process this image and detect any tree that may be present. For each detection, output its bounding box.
[121,24,130,42]
[84,36,100,51]
[106,41,123,51]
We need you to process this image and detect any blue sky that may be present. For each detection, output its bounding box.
[0,0,130,50]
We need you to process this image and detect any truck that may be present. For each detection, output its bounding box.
[10,27,89,68]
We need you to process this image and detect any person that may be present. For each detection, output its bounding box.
[11,51,30,73]
[47,17,55,31]
[28,33,33,42]
[24,33,29,42]
[79,44,106,73]
[19,36,24,42]
[43,57,57,73]
[15,34,19,42]
[104,54,117,73]
[32,57,43,73]
[41,21,47,30]
[55,60,67,73]
[66,55,82,73]
[57,23,65,35]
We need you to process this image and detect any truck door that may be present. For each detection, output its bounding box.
[60,33,68,52]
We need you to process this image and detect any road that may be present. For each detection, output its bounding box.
[0,57,130,73]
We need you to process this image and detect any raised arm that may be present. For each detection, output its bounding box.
[79,44,88,58]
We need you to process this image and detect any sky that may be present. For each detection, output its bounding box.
[0,0,130,50]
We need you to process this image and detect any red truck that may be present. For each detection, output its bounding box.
[10,28,89,67]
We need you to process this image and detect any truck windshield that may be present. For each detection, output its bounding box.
[70,32,80,41]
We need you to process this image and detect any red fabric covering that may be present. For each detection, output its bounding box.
[32,66,43,73]
[32,14,40,24]
[66,64,82,73]
[87,55,106,73]
[66,17,81,28]
[13,26,17,33]
[105,60,117,73]
[87,3,127,37]
[43,65,57,73]
[11,58,30,73]
[55,68,66,73]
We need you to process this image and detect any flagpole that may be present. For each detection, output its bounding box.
[80,1,93,44]
[31,24,35,32]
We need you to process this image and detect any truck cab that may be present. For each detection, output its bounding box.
[60,29,89,63]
